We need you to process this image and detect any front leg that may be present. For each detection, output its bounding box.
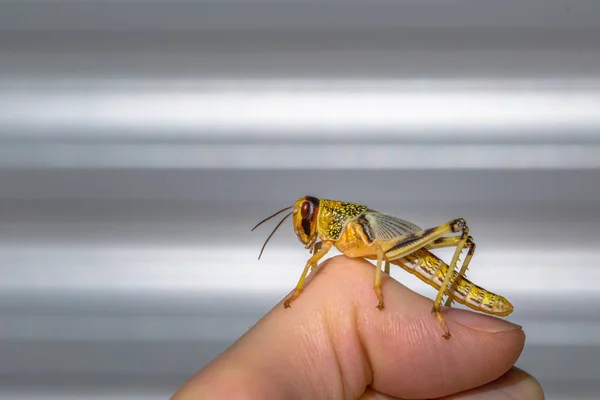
[283,241,333,308]
[309,241,323,271]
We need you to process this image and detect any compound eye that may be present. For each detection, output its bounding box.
[301,201,310,219]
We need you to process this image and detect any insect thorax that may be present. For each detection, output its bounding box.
[318,199,368,240]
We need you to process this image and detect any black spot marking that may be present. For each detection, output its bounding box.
[321,200,368,240]
[301,218,311,237]
[471,289,485,304]
[386,235,422,254]
[306,196,320,207]
[358,215,375,243]
[423,227,436,237]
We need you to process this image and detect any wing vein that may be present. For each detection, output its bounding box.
[364,211,422,242]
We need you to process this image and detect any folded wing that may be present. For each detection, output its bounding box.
[362,210,422,242]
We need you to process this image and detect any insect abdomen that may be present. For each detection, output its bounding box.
[394,248,513,316]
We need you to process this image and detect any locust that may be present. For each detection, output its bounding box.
[252,195,513,339]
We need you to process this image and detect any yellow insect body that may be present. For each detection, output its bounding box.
[252,196,513,339]
[400,249,512,316]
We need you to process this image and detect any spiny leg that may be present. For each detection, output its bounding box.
[283,241,333,308]
[445,237,475,307]
[383,218,467,261]
[384,260,390,275]
[431,225,470,339]
[373,247,385,310]
[457,237,475,277]
[382,218,469,339]
[426,236,476,307]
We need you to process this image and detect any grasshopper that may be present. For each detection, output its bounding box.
[252,196,513,339]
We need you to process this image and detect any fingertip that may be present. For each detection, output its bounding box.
[442,367,545,399]
[507,368,545,400]
[315,256,526,398]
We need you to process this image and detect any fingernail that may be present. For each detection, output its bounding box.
[445,307,522,334]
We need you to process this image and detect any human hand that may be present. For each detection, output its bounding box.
[172,256,544,399]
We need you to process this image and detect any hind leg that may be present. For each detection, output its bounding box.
[427,236,476,307]
[431,224,471,339]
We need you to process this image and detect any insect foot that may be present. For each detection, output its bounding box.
[283,288,303,308]
[431,305,452,340]
[374,286,385,310]
[465,236,475,247]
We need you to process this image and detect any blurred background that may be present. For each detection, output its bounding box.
[1,0,600,399]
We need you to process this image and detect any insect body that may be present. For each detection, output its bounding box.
[252,196,513,339]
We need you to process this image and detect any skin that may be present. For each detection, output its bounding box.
[171,255,544,400]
